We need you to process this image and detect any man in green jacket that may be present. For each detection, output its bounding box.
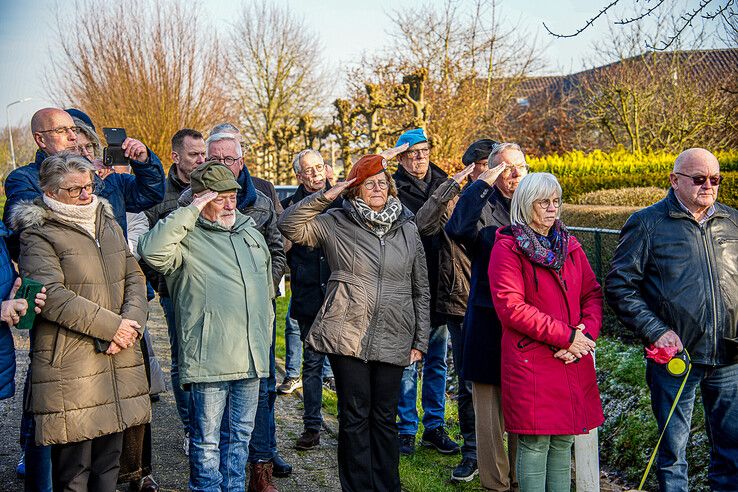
[138,161,274,491]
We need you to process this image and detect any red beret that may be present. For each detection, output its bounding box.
[347,154,387,188]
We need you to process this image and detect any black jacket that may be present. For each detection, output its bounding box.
[605,189,738,366]
[393,162,448,325]
[280,183,342,326]
[446,180,511,384]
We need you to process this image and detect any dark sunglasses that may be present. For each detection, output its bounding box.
[674,172,723,187]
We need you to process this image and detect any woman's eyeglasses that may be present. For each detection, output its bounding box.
[59,183,95,198]
[534,198,561,209]
[675,172,723,187]
[363,180,389,190]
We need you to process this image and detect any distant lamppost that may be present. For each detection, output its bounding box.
[6,98,33,170]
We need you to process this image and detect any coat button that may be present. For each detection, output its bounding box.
[524,359,528,363]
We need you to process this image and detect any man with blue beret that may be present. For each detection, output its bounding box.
[391,128,460,458]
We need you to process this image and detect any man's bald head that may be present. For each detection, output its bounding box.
[673,148,719,174]
[31,108,79,156]
[670,147,721,218]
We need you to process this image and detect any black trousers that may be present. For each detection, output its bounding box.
[328,354,405,492]
[51,431,124,492]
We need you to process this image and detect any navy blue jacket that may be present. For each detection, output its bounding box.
[445,180,511,384]
[3,149,165,257]
[0,222,18,399]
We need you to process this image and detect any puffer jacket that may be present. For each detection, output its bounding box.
[490,227,604,435]
[278,191,431,366]
[0,222,18,400]
[605,189,738,365]
[11,198,151,446]
[415,178,470,317]
[138,205,274,385]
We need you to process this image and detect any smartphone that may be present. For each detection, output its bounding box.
[102,127,128,166]
[13,277,44,330]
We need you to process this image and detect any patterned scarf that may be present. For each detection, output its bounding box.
[351,196,403,237]
[511,219,569,271]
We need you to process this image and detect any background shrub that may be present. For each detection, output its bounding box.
[576,187,667,207]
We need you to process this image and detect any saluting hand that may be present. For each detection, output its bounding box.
[452,164,475,184]
[476,161,507,186]
[380,143,409,161]
[323,178,356,201]
[192,191,219,212]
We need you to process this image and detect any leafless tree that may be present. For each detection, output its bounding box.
[227,1,328,182]
[47,0,230,162]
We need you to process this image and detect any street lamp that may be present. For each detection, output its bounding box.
[6,98,33,170]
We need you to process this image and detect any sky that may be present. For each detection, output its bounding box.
[0,0,704,127]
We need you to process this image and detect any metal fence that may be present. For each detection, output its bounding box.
[568,226,621,282]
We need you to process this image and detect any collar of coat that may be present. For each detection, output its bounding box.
[496,224,583,259]
[9,196,116,232]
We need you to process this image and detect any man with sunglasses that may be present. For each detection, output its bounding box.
[606,148,738,491]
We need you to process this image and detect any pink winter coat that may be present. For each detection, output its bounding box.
[489,227,604,435]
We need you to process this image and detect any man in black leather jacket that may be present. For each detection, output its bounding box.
[605,148,738,491]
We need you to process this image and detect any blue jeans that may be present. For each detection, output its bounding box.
[189,379,260,492]
[447,316,476,459]
[248,302,278,463]
[299,320,327,431]
[397,323,448,435]
[284,303,302,379]
[646,360,738,491]
[160,296,190,433]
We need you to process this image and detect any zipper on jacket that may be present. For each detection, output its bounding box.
[364,236,386,362]
[700,227,719,363]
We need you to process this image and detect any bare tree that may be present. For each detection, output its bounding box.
[227,1,328,182]
[48,0,229,162]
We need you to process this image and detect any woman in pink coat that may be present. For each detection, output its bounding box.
[488,172,604,491]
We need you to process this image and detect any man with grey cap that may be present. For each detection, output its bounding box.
[139,161,274,491]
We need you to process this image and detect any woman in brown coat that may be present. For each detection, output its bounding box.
[278,152,430,492]
[11,152,151,491]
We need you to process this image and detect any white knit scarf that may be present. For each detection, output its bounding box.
[43,194,99,237]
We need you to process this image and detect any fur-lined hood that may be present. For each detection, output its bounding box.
[10,196,116,232]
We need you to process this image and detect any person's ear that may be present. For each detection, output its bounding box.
[33,132,45,150]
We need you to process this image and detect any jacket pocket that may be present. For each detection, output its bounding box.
[516,335,539,353]
[50,328,66,369]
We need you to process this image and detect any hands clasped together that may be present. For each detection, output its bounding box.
[554,324,596,364]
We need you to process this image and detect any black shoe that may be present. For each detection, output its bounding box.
[271,453,292,477]
[451,457,478,482]
[421,426,460,454]
[295,429,320,450]
[398,434,415,455]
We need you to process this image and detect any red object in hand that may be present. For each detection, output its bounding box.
[645,345,679,364]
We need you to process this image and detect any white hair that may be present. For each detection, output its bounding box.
[291,149,324,175]
[206,132,242,158]
[488,142,523,167]
[510,173,563,226]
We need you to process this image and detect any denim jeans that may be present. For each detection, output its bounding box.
[284,303,302,379]
[299,320,327,431]
[447,316,476,459]
[248,302,278,463]
[21,344,52,492]
[189,378,260,492]
[646,360,738,491]
[516,434,574,492]
[397,323,448,435]
[160,295,191,433]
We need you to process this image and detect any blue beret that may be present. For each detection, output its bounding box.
[65,108,95,132]
[395,128,428,148]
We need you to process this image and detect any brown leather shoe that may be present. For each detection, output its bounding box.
[294,429,320,450]
[248,462,278,492]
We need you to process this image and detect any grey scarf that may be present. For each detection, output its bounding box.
[351,196,403,237]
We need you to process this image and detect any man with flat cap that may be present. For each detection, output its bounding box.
[139,161,274,492]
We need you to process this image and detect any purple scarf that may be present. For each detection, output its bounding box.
[511,219,569,271]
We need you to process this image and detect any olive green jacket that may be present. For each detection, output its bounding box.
[12,198,151,446]
[138,205,274,385]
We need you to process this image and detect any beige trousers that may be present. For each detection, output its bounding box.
[472,382,518,491]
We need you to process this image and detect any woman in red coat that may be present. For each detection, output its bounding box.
[488,172,604,491]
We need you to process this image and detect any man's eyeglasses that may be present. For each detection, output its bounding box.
[212,156,240,166]
[59,183,95,198]
[300,164,325,176]
[405,147,430,158]
[534,198,562,209]
[675,172,723,187]
[501,164,529,175]
[36,126,81,136]
[363,180,389,191]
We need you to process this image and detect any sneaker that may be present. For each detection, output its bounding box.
[295,429,320,450]
[322,377,336,391]
[276,377,302,395]
[421,426,460,454]
[16,451,25,478]
[183,432,190,456]
[398,434,415,455]
[451,457,478,482]
[271,453,292,478]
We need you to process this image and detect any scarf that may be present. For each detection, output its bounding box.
[511,219,569,271]
[351,196,403,237]
[43,194,99,237]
